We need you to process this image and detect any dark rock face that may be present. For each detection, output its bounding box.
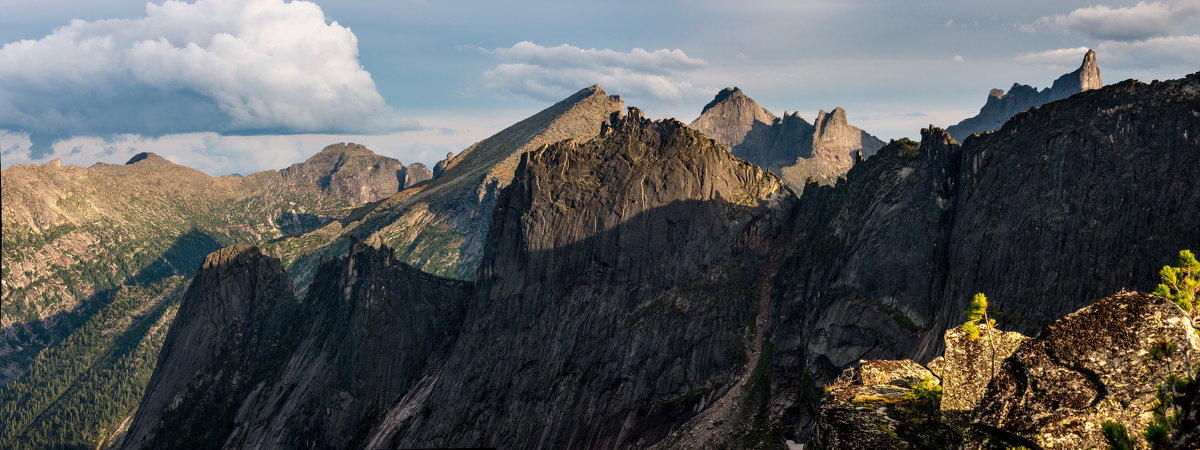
[121,245,301,449]
[279,143,405,204]
[972,292,1199,448]
[690,88,884,188]
[223,242,471,449]
[122,241,473,449]
[390,108,790,448]
[402,162,433,188]
[771,73,1200,438]
[946,49,1102,142]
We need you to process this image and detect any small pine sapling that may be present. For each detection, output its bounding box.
[1153,249,1199,380]
[963,293,999,378]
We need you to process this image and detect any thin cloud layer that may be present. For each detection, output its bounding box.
[1027,1,1200,41]
[481,41,707,103]
[0,0,412,157]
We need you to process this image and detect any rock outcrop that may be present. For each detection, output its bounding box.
[946,49,1102,142]
[689,88,884,188]
[972,292,1199,448]
[816,291,1198,450]
[927,324,1028,422]
[277,143,407,204]
[402,162,433,188]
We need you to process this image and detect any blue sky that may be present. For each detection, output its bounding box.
[1,0,1197,174]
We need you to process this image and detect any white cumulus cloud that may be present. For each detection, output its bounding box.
[0,0,413,156]
[1028,1,1200,41]
[480,41,707,103]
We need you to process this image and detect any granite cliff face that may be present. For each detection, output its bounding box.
[277,143,406,204]
[689,87,884,188]
[946,49,1102,141]
[391,108,789,448]
[770,73,1199,439]
[119,73,1199,448]
[123,241,472,449]
[121,246,301,449]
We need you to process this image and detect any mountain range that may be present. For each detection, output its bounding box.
[2,50,1198,449]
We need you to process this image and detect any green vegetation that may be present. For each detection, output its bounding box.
[1143,374,1190,446]
[1101,420,1135,450]
[0,278,185,449]
[1153,249,1199,380]
[887,376,961,448]
[963,292,1000,378]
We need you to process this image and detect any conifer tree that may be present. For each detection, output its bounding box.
[964,292,998,378]
[1153,249,1199,380]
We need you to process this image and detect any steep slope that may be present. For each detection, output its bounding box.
[276,143,406,204]
[121,246,301,449]
[123,241,473,449]
[0,277,186,450]
[264,85,625,282]
[946,49,1102,141]
[390,108,790,448]
[1,153,351,384]
[689,88,884,188]
[770,73,1200,439]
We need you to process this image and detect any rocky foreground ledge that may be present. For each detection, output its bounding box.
[815,291,1200,449]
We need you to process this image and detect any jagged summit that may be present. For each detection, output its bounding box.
[946,49,1103,141]
[690,88,883,188]
[700,86,753,114]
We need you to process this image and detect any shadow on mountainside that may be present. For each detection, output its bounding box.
[1,229,226,385]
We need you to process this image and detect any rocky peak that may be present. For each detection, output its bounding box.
[1049,48,1102,96]
[277,142,405,204]
[402,162,433,188]
[947,49,1104,141]
[125,152,169,165]
[691,87,883,188]
[690,86,777,152]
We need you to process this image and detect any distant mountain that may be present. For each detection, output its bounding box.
[277,143,407,204]
[689,87,884,188]
[946,49,1102,141]
[262,85,625,282]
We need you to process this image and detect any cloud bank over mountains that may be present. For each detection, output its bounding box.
[0,0,411,157]
[480,41,707,103]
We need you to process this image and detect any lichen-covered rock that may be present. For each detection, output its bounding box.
[927,324,1029,420]
[861,359,936,387]
[970,291,1200,449]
